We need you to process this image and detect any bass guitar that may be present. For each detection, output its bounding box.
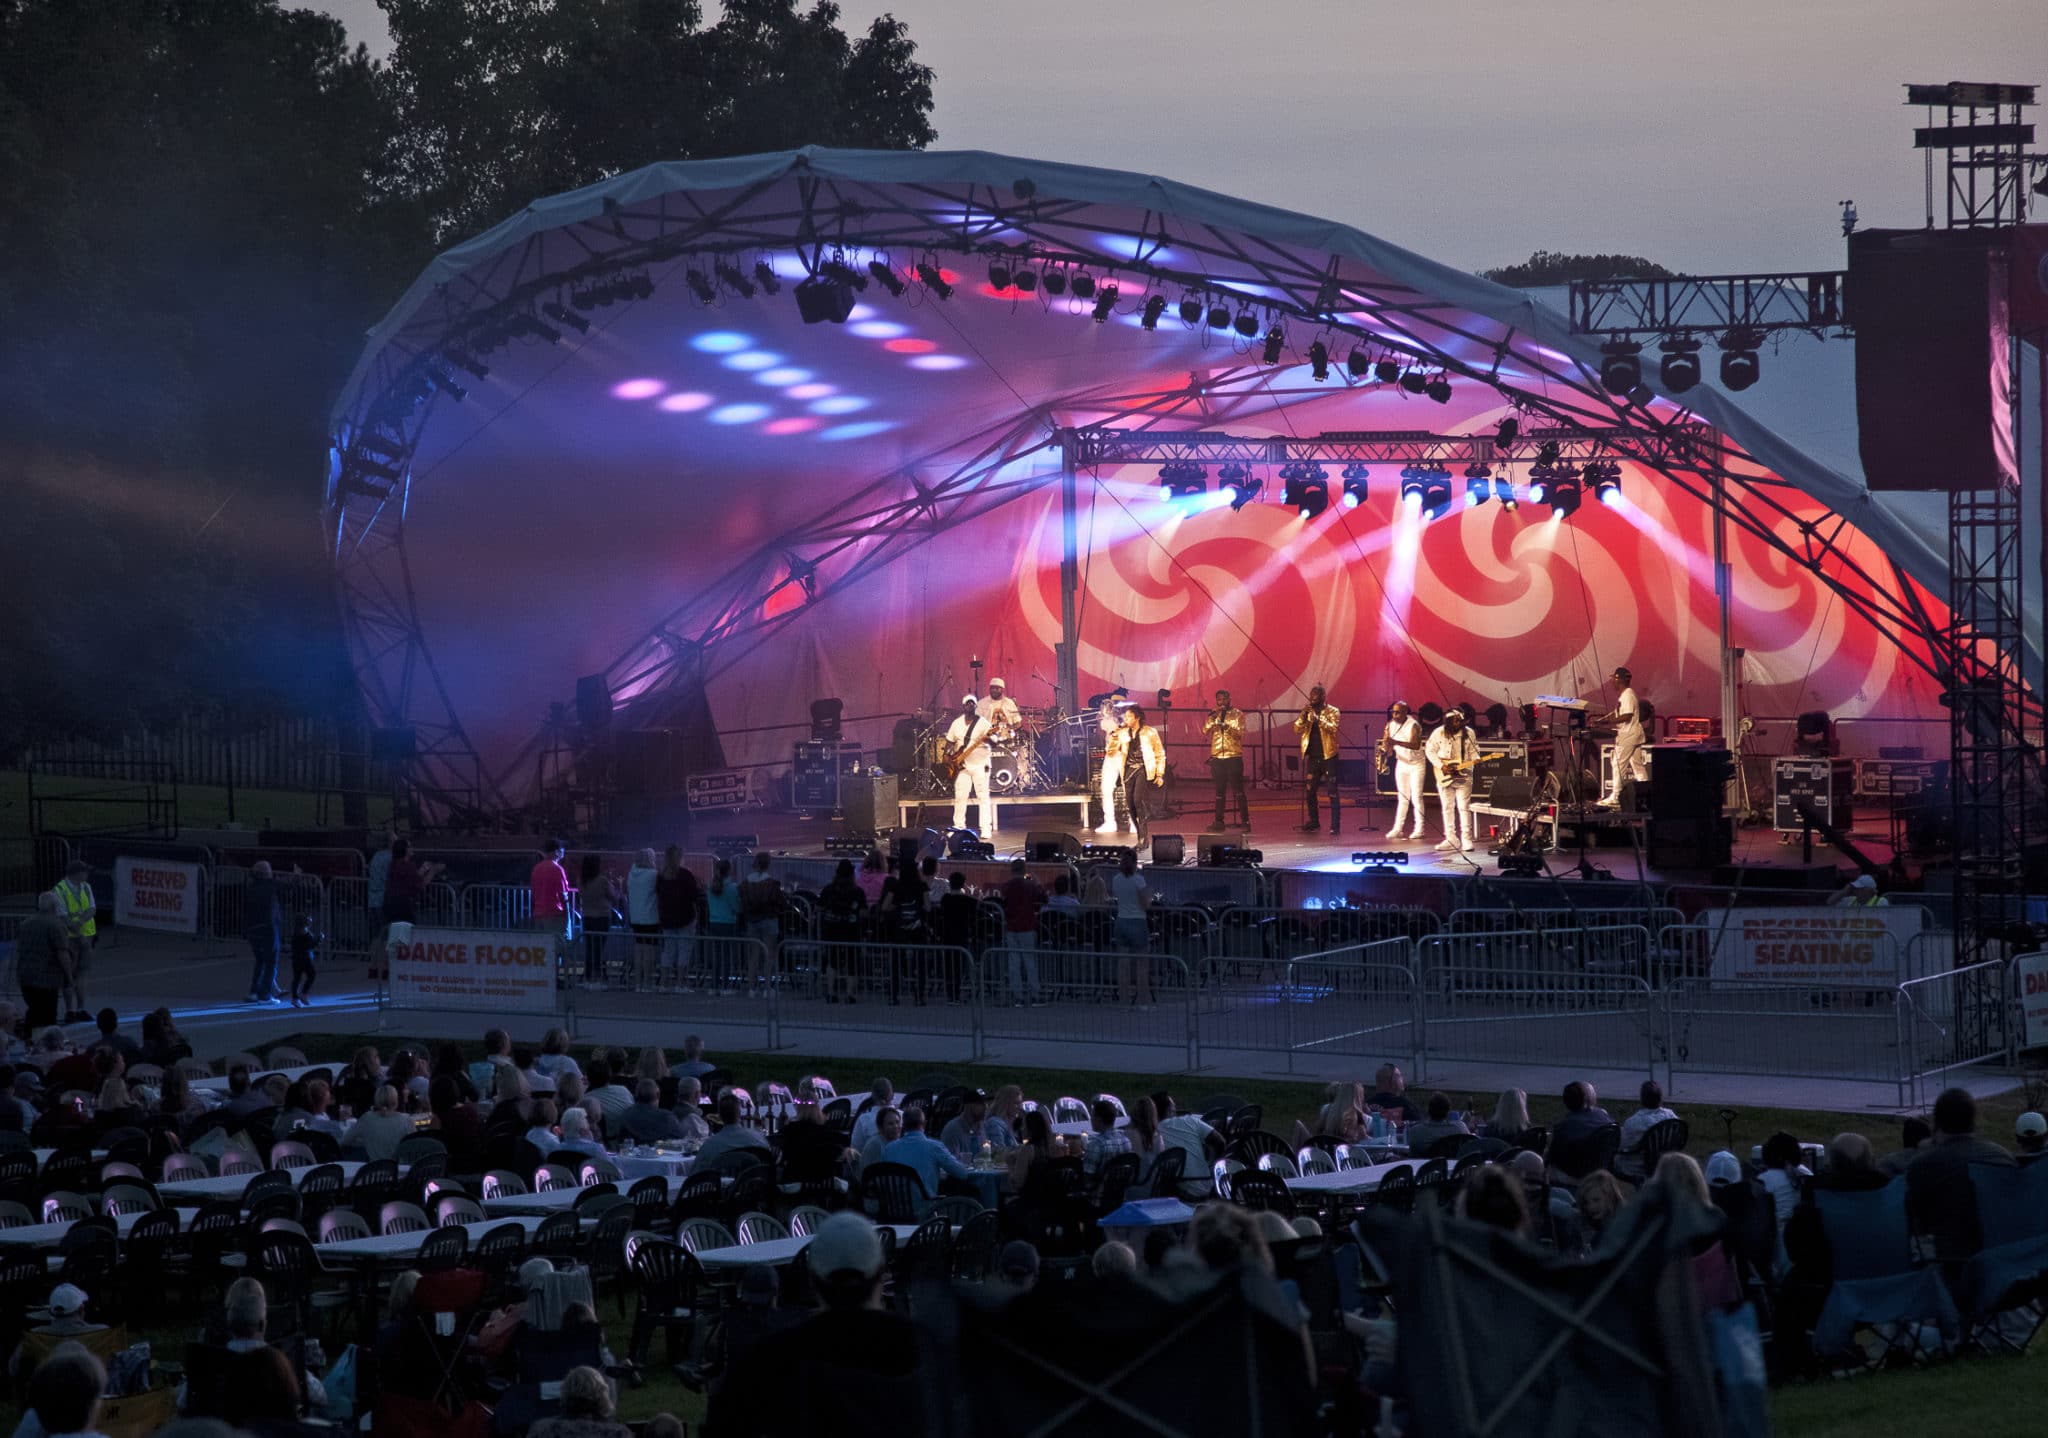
[936,722,992,785]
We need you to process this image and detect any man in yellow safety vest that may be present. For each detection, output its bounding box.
[53,860,97,1024]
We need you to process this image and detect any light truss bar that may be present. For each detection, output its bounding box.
[1569,272,1849,339]
[1075,423,1715,469]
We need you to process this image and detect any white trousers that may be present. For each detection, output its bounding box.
[953,764,993,831]
[1390,762,1427,836]
[1605,726,1648,802]
[1099,755,1125,829]
[1440,778,1475,847]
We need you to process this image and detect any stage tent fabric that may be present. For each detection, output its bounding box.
[325,148,2000,799]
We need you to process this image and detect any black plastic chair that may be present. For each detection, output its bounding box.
[892,1214,953,1303]
[626,1239,704,1367]
[531,1210,581,1260]
[1231,1169,1296,1217]
[1639,1118,1691,1170]
[1372,1165,1417,1215]
[1547,1124,1621,1182]
[951,1209,1002,1280]
[1143,1146,1188,1199]
[862,1162,930,1224]
[416,1223,470,1273]
[1094,1152,1141,1214]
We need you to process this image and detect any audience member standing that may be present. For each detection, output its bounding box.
[14,895,70,1030]
[530,839,574,973]
[577,856,620,984]
[243,861,284,1005]
[627,848,661,980]
[998,859,1047,1007]
[655,846,701,985]
[738,854,784,988]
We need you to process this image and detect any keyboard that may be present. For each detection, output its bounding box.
[1534,695,1589,711]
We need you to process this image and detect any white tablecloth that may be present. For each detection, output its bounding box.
[194,1064,327,1094]
[1284,1159,1415,1196]
[481,1176,686,1216]
[0,1207,200,1249]
[158,1161,372,1202]
[693,1223,926,1270]
[613,1150,697,1183]
[315,1214,554,1262]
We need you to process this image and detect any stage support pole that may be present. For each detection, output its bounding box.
[1057,429,1082,719]
[1712,473,1740,809]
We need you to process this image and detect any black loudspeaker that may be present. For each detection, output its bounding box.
[370,726,417,761]
[1645,815,1732,871]
[1026,830,1082,862]
[1487,775,1535,810]
[1197,831,1248,865]
[1647,747,1731,818]
[1150,834,1186,866]
[576,674,614,732]
[840,774,899,833]
[890,717,921,772]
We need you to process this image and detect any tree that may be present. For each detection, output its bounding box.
[1480,251,1676,287]
[380,0,937,241]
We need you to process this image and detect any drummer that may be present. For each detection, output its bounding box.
[983,677,1024,745]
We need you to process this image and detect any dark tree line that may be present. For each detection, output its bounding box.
[1480,251,1675,287]
[0,0,934,756]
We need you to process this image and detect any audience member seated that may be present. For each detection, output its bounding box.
[18,1342,108,1438]
[997,1240,1041,1294]
[939,1088,1011,1157]
[1154,1092,1221,1199]
[618,1080,687,1144]
[706,1266,807,1403]
[1904,1086,2015,1262]
[1082,1098,1131,1175]
[1574,1171,1628,1253]
[848,1078,895,1153]
[1367,1063,1421,1121]
[92,1010,141,1066]
[523,1099,565,1156]
[430,1043,480,1104]
[217,1344,321,1438]
[585,1061,635,1135]
[2014,1111,2046,1165]
[556,1107,600,1157]
[527,1364,632,1438]
[1509,1150,1580,1248]
[1401,1092,1470,1155]
[1757,1132,1813,1266]
[778,1101,854,1189]
[534,1028,584,1084]
[1781,1132,1892,1285]
[351,1085,415,1162]
[1457,1163,1530,1236]
[1550,1081,1615,1148]
[672,1077,710,1142]
[428,1073,484,1167]
[672,1034,716,1081]
[1615,1080,1680,1179]
[1092,1240,1139,1282]
[880,1105,973,1212]
[708,1214,923,1438]
[857,1106,903,1173]
[9,1284,109,1386]
[1877,1116,1932,1178]
[694,1092,773,1174]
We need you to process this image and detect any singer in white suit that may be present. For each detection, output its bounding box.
[945,695,995,832]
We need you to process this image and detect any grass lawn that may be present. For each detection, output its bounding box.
[98,1029,2038,1433]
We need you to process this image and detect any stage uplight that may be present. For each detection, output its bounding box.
[1598,340,1642,393]
[1233,308,1260,338]
[1424,373,1452,404]
[1141,294,1168,330]
[1719,330,1761,390]
[915,261,953,299]
[1494,477,1518,510]
[1374,358,1400,384]
[1072,271,1098,300]
[1207,301,1232,331]
[1179,294,1203,325]
[1309,341,1330,380]
[1041,266,1067,296]
[1340,463,1369,508]
[1219,463,1261,511]
[1658,337,1700,392]
[1091,282,1119,323]
[1346,347,1370,378]
[1262,325,1285,364]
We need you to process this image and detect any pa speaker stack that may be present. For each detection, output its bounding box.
[1645,746,1733,871]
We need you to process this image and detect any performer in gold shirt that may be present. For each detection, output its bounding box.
[1203,688,1248,831]
[1293,685,1340,834]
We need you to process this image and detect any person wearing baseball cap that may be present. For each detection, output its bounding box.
[998,1239,1041,1292]
[944,694,996,835]
[707,1213,926,1436]
[1830,872,1889,907]
[939,1087,1007,1158]
[5,1284,107,1387]
[2015,1111,2046,1163]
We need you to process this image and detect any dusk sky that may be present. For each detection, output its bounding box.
[320,0,2048,273]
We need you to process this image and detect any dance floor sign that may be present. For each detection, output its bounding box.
[1702,906,1924,985]
[388,927,560,1013]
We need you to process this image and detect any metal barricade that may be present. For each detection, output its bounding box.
[327,876,372,961]
[1195,939,1416,1074]
[1420,963,1658,1079]
[1663,977,1900,1085]
[1418,926,1655,990]
[205,865,327,942]
[461,883,533,931]
[1209,906,1440,975]
[1903,930,1959,982]
[1449,905,1682,938]
[1896,959,2010,1108]
[777,940,981,1047]
[558,933,776,1048]
[1139,864,1265,908]
[978,949,1197,1069]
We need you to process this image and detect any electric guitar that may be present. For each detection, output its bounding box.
[936,721,992,785]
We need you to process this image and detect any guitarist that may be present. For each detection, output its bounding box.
[1379,701,1428,842]
[1425,707,1480,854]
[944,694,997,834]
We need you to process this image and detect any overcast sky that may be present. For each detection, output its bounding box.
[318,0,2047,272]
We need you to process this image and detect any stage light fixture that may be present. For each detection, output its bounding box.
[820,259,868,292]
[868,259,907,297]
[524,313,563,345]
[1159,460,1207,501]
[1463,464,1491,507]
[1658,337,1701,392]
[1424,373,1453,404]
[1179,294,1204,325]
[1374,358,1399,384]
[1208,302,1232,331]
[1494,477,1518,510]
[1719,329,1761,390]
[1219,463,1260,510]
[685,269,717,303]
[1014,267,1038,294]
[1591,461,1622,505]
[1536,441,1561,466]
[540,301,590,334]
[1091,282,1119,323]
[1262,325,1285,364]
[716,262,756,298]
[1041,266,1067,296]
[1308,340,1330,380]
[794,276,856,324]
[754,260,782,295]
[1545,476,1583,518]
[1399,465,1426,506]
[1233,308,1260,338]
[1072,271,1098,300]
[915,261,953,299]
[425,364,466,402]
[1340,464,1369,508]
[988,259,1012,290]
[622,272,655,301]
[1141,294,1167,330]
[1598,340,1642,394]
[447,349,489,381]
[1399,367,1427,395]
[1527,466,1551,505]
[1421,472,1453,520]
[1496,416,1519,445]
[1346,347,1370,379]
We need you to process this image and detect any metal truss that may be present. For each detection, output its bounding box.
[1075,422,1716,470]
[326,157,2001,815]
[1907,81,2040,230]
[1568,272,1849,341]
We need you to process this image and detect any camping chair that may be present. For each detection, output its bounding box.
[1955,1160,2048,1351]
[1810,1181,1959,1367]
[407,1266,493,1409]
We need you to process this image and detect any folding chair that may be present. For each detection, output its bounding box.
[1955,1160,2048,1351]
[407,1266,492,1408]
[1811,1181,1960,1367]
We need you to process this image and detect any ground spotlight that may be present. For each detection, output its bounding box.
[1719,329,1761,390]
[1041,266,1067,296]
[915,261,953,299]
[1262,325,1285,364]
[1340,464,1369,509]
[988,259,1012,290]
[1179,294,1203,325]
[1072,271,1098,300]
[1142,294,1167,330]
[1091,282,1119,323]
[540,300,590,334]
[753,260,783,295]
[1309,340,1330,380]
[1494,477,1518,510]
[1658,337,1701,392]
[1346,347,1370,378]
[1598,340,1642,394]
[685,268,718,304]
[1424,373,1453,404]
[868,259,907,297]
[1219,463,1261,511]
[1207,301,1232,331]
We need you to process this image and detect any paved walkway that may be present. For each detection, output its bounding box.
[57,931,2016,1117]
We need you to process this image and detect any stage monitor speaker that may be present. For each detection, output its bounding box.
[1198,831,1249,865]
[1487,775,1535,810]
[1648,746,1731,817]
[1848,229,2013,491]
[1150,834,1186,866]
[1026,830,1082,862]
[1645,815,1731,871]
[370,726,417,761]
[576,673,614,732]
[839,773,898,833]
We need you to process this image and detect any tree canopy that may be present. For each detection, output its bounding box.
[1480,251,1676,287]
[0,0,936,754]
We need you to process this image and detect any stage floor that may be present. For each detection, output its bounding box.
[761,784,1894,886]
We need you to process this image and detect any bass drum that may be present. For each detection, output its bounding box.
[989,744,1021,794]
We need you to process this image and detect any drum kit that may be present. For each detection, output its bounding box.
[903,705,1089,796]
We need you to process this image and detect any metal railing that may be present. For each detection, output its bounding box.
[1663,977,1901,1085]
[559,935,778,1047]
[204,865,328,941]
[1419,962,1659,1081]
[1419,926,1657,989]
[978,950,1197,1068]
[1196,940,1417,1074]
[1895,960,2011,1108]
[777,941,982,1049]
[1207,906,1441,971]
